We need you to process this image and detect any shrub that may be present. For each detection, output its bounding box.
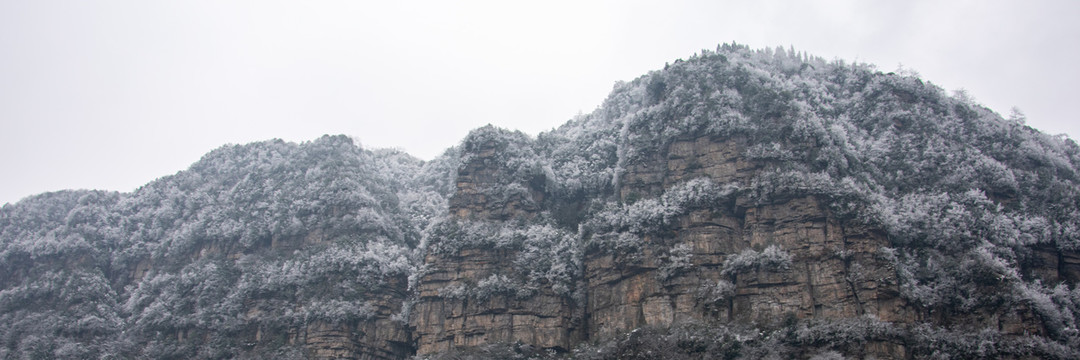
[721,245,793,276]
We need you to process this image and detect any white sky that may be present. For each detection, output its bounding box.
[2,0,1078,206]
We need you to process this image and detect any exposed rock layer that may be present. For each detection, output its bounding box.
[412,249,582,354]
[410,133,1068,359]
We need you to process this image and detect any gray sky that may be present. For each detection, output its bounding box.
[2,0,1078,206]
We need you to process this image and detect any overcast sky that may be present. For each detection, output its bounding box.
[2,0,1078,206]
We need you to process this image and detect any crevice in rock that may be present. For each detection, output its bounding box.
[805,261,819,318]
[839,223,865,316]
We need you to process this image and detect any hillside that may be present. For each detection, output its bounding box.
[2,43,1079,359]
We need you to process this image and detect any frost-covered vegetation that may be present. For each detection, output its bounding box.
[2,43,1080,358]
[427,219,582,300]
[1,135,458,358]
[418,42,1080,358]
[558,43,1080,348]
[720,245,793,276]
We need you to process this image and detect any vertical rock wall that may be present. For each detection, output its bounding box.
[411,135,582,355]
[410,248,582,354]
[591,136,908,341]
[408,134,1059,358]
[410,134,915,357]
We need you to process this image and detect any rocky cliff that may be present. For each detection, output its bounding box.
[407,44,1080,359]
[3,43,1080,359]
[408,133,983,359]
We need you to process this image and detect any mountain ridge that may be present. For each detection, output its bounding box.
[2,43,1079,359]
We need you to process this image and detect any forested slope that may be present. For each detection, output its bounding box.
[0,136,459,358]
[2,43,1079,359]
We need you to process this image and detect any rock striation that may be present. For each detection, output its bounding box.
[407,130,1067,358]
[413,134,583,354]
[411,133,914,357]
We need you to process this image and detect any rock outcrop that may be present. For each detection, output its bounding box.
[413,132,583,354]
[411,134,917,358]
[411,248,582,354]
[410,119,1074,358]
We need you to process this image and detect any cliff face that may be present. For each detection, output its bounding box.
[412,130,584,354]
[407,129,1063,359]
[410,135,908,357]
[592,135,903,329]
[298,279,412,360]
[593,136,922,359]
[404,45,1080,358]
[3,44,1080,359]
[411,248,582,353]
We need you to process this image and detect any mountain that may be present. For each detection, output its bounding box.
[2,43,1079,359]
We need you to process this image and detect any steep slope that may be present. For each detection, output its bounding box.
[2,43,1080,359]
[411,43,1080,359]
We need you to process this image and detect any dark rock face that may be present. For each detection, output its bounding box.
[412,135,913,358]
[619,136,757,200]
[411,248,583,354]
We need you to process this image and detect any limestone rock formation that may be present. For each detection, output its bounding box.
[3,44,1079,359]
[411,248,582,354]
